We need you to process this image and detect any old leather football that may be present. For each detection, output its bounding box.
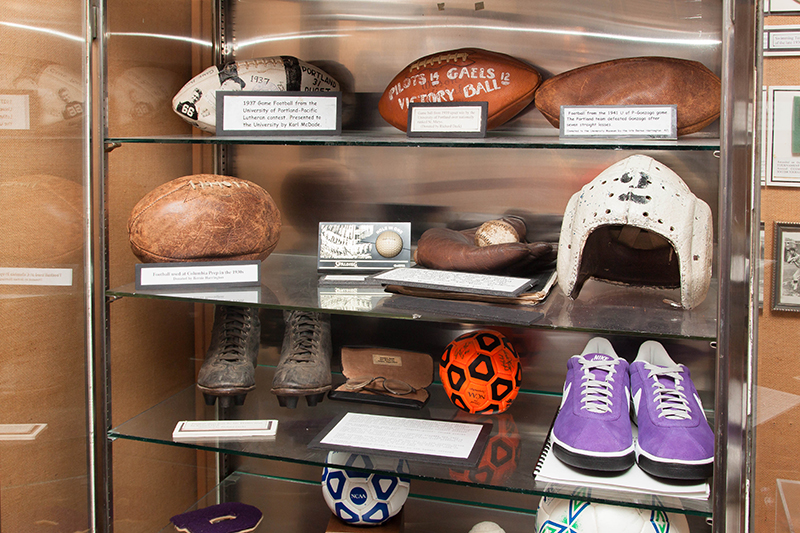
[128,174,281,263]
[534,56,721,136]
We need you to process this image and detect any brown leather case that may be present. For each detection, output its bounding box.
[329,347,433,409]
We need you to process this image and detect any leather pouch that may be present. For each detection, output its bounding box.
[328,347,433,410]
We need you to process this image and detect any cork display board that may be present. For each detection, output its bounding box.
[756,14,800,532]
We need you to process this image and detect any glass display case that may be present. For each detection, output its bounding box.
[96,1,758,532]
[0,1,93,531]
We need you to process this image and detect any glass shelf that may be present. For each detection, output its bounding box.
[107,253,718,340]
[105,129,720,151]
[157,471,538,533]
[112,365,711,517]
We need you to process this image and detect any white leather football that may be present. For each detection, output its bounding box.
[172,56,340,133]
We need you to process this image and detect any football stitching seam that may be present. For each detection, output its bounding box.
[130,178,258,222]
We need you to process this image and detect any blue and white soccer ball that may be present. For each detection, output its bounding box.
[535,497,690,533]
[321,452,411,526]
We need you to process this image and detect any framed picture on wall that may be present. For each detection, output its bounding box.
[766,87,800,187]
[762,87,768,186]
[760,221,766,308]
[766,0,800,14]
[772,222,800,311]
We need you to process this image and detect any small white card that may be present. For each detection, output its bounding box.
[318,222,412,271]
[0,423,47,441]
[373,267,533,297]
[560,105,677,139]
[407,102,487,137]
[158,289,261,304]
[217,91,341,136]
[172,419,277,441]
[135,260,260,290]
[0,94,30,130]
[0,267,73,286]
[317,285,388,312]
[765,26,800,56]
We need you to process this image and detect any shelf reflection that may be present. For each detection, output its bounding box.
[108,253,718,340]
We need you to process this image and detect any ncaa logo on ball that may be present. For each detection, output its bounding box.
[349,487,369,506]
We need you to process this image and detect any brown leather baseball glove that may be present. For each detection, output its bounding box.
[414,216,557,276]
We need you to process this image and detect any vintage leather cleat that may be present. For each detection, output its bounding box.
[197,305,261,408]
[271,310,332,408]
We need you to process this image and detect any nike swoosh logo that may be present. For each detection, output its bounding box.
[632,389,642,416]
[695,393,708,420]
[560,382,571,408]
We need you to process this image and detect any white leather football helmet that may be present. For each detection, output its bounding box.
[557,154,713,309]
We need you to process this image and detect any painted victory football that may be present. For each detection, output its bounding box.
[379,48,541,131]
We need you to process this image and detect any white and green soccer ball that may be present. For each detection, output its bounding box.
[535,497,690,533]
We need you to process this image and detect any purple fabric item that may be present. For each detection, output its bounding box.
[630,340,714,480]
[551,337,634,471]
[170,502,263,533]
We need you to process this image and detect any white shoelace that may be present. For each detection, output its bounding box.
[579,358,620,414]
[644,362,692,419]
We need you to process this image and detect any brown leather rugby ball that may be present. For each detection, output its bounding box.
[534,57,721,136]
[128,174,281,263]
[379,48,542,131]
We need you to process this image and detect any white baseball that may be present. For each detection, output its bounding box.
[475,220,520,247]
[375,230,404,257]
[468,521,506,533]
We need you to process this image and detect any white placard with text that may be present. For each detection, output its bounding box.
[318,413,484,460]
[408,102,487,137]
[0,267,72,286]
[373,267,533,297]
[218,91,341,135]
[135,261,261,290]
[560,105,677,139]
[0,95,30,130]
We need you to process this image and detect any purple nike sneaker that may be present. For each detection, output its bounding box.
[629,340,714,480]
[551,337,634,472]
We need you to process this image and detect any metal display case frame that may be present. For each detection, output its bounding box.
[91,0,760,531]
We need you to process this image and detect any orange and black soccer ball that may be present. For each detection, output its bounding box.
[440,330,521,414]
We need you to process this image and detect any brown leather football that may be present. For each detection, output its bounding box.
[379,48,542,131]
[534,56,721,136]
[128,174,281,263]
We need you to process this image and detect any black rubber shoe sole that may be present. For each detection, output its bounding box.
[637,455,713,480]
[197,384,255,408]
[552,442,635,472]
[272,389,328,408]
